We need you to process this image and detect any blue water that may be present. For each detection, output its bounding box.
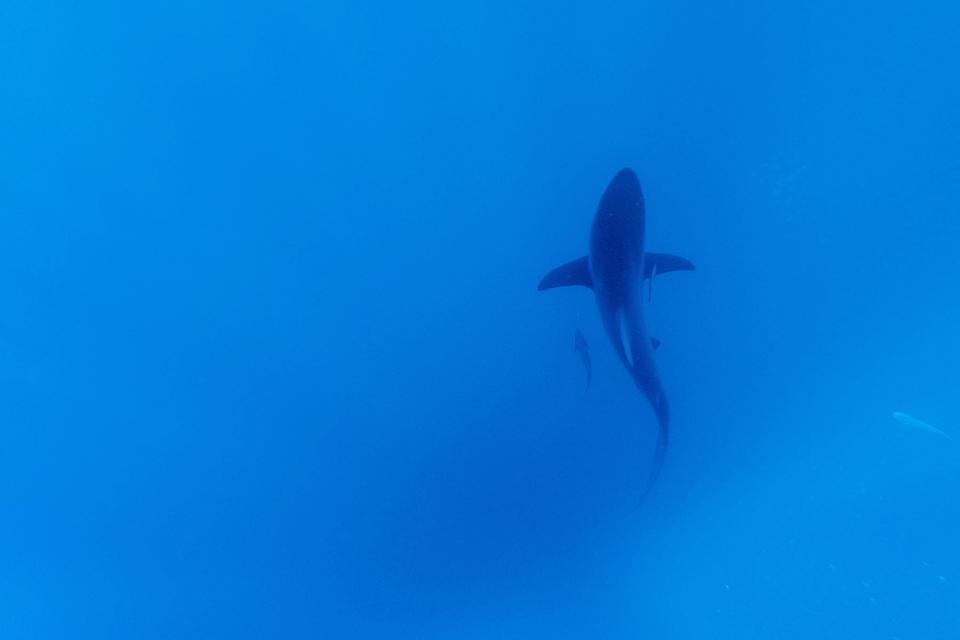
[2,1,959,638]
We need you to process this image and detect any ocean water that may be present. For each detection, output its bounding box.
[1,1,958,638]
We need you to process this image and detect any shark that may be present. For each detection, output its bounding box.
[539,168,694,497]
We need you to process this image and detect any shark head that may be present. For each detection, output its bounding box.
[589,168,646,296]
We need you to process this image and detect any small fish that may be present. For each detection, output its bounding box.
[574,329,592,395]
[892,412,951,439]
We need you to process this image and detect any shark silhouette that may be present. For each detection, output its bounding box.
[539,168,694,497]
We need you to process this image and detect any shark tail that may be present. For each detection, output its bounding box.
[636,390,669,503]
[638,420,668,503]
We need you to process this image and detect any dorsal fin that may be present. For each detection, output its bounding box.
[537,256,593,291]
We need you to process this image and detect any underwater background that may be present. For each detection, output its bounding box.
[1,0,958,637]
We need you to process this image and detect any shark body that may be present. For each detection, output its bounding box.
[539,168,694,497]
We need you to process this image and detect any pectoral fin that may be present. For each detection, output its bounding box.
[538,256,593,291]
[644,253,695,279]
